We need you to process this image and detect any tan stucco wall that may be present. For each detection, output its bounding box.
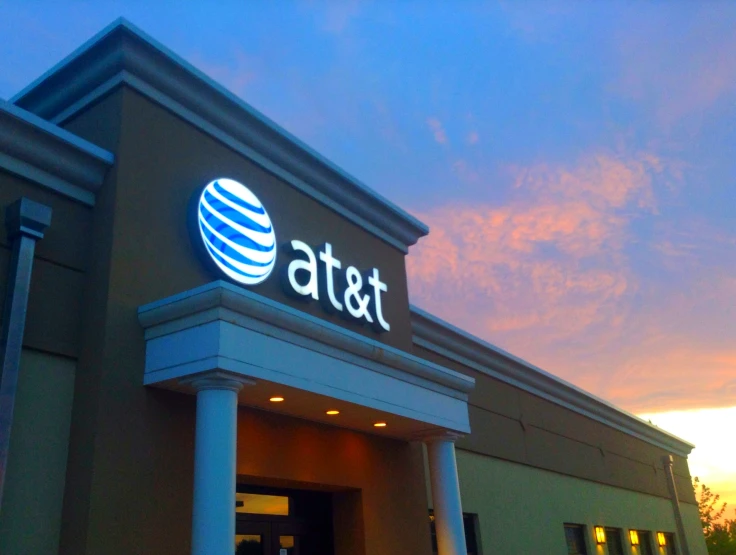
[413,344,697,506]
[455,449,707,555]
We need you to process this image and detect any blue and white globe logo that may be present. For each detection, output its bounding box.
[197,178,276,285]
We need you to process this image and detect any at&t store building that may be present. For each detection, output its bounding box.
[0,20,708,555]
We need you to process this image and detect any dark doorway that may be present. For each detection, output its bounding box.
[235,485,334,555]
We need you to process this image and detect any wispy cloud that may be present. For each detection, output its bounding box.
[409,151,660,337]
[427,117,448,145]
[407,149,736,412]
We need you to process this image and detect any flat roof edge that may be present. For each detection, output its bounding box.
[0,100,114,202]
[11,18,429,251]
[409,305,695,457]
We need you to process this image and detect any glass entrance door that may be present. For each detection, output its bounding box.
[234,486,333,555]
[235,522,301,555]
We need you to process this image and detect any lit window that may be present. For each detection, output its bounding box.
[629,530,640,546]
[235,493,289,515]
[634,531,655,555]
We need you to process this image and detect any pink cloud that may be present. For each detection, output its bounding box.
[407,149,736,413]
[409,151,654,339]
[426,117,448,144]
[466,131,479,145]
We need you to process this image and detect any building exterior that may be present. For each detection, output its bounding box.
[0,19,707,555]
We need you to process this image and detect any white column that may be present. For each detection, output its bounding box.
[183,371,254,555]
[426,434,467,555]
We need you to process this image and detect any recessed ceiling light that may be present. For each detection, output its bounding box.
[326,410,340,415]
[373,422,387,428]
[269,396,284,402]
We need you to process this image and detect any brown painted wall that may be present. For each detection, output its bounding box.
[236,407,432,555]
[63,87,413,353]
[0,170,94,358]
[43,86,429,555]
[412,344,698,506]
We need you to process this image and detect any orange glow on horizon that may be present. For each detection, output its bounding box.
[373,422,387,428]
[326,410,340,415]
[269,396,284,403]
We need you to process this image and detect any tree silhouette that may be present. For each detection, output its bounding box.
[236,537,263,555]
[693,477,736,555]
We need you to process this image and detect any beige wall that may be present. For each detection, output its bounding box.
[456,449,707,555]
[413,344,697,506]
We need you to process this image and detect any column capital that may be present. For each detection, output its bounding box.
[5,197,52,240]
[414,429,465,444]
[180,371,255,393]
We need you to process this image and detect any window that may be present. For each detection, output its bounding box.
[235,493,289,515]
[605,528,625,555]
[663,532,677,555]
[429,511,481,555]
[564,524,589,555]
[637,531,654,555]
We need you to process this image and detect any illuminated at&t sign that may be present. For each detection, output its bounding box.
[195,178,390,333]
[197,178,277,285]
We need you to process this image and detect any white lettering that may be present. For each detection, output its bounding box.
[282,240,389,332]
[286,240,318,300]
[343,266,373,323]
[368,268,390,332]
[318,243,343,312]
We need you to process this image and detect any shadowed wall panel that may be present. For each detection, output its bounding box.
[0,350,76,554]
[414,344,697,505]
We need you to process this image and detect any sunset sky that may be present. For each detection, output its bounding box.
[1,2,734,511]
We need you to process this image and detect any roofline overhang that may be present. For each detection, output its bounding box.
[139,281,475,398]
[410,305,696,457]
[0,100,114,205]
[11,18,428,252]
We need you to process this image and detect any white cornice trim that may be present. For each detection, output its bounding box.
[12,18,428,252]
[410,305,695,457]
[0,100,114,205]
[138,281,475,397]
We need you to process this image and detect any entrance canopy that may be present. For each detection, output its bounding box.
[138,281,474,438]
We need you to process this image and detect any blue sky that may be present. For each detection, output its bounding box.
[2,0,735,501]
